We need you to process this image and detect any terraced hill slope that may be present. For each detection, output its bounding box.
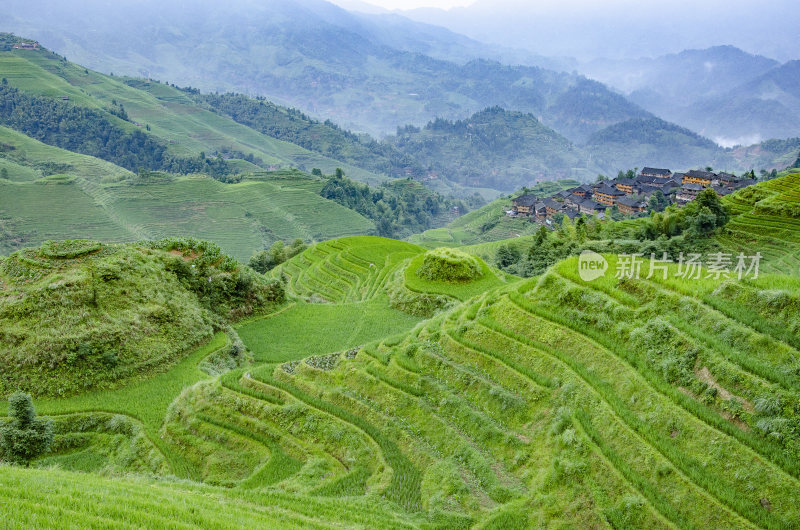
[408,180,579,248]
[3,236,800,527]
[719,172,800,274]
[0,48,385,184]
[0,123,374,258]
[160,251,800,527]
[0,465,420,529]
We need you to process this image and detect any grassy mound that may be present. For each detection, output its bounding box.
[416,247,483,283]
[0,238,284,397]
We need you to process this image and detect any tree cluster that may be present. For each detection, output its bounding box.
[0,85,236,178]
[0,392,53,466]
[197,93,424,179]
[320,170,465,239]
[249,239,307,274]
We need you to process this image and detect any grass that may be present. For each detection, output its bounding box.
[237,297,423,363]
[3,235,800,527]
[718,173,800,274]
[0,130,374,259]
[0,50,388,185]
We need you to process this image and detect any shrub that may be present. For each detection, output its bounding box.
[0,392,54,466]
[416,247,483,283]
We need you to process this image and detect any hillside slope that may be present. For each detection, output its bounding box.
[0,239,283,397]
[0,0,650,140]
[387,108,597,189]
[2,235,800,527]
[718,172,800,274]
[0,45,387,184]
[0,125,374,258]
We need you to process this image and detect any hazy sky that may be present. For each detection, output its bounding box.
[334,0,475,9]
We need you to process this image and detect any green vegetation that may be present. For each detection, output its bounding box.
[249,239,308,274]
[415,248,483,282]
[0,465,420,529]
[718,172,800,273]
[2,231,800,527]
[409,180,579,247]
[237,297,422,364]
[0,84,235,176]
[0,239,282,397]
[0,143,374,259]
[387,107,598,190]
[320,170,476,239]
[484,187,730,277]
[197,92,425,179]
[3,29,800,530]
[586,117,728,171]
[0,392,54,465]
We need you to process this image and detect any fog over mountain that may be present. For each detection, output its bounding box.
[580,46,800,146]
[400,0,800,63]
[0,0,646,140]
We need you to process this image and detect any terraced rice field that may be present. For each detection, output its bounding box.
[151,251,800,526]
[719,173,800,274]
[0,132,375,259]
[272,236,424,303]
[3,236,799,527]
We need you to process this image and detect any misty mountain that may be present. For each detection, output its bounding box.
[682,61,800,145]
[584,118,730,173]
[402,0,800,63]
[580,46,800,146]
[0,0,647,140]
[384,107,599,191]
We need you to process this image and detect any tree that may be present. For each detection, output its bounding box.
[248,249,274,274]
[575,216,587,243]
[693,188,728,227]
[690,206,718,237]
[0,392,53,466]
[648,190,668,213]
[495,244,521,269]
[0,168,7,179]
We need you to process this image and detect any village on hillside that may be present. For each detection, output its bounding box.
[509,167,757,226]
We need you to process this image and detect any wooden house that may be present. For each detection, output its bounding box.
[593,183,626,206]
[683,170,716,186]
[641,167,672,179]
[616,196,647,215]
[511,195,537,216]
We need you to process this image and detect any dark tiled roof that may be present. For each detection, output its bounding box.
[682,183,706,191]
[513,194,537,207]
[616,196,646,208]
[686,169,717,180]
[580,199,606,210]
[596,183,625,196]
[543,198,564,210]
[641,167,671,176]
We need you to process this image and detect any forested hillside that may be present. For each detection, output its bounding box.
[0,0,651,139]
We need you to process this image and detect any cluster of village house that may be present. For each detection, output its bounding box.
[11,41,39,50]
[510,167,756,223]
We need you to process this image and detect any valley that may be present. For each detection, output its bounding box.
[1,3,800,528]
